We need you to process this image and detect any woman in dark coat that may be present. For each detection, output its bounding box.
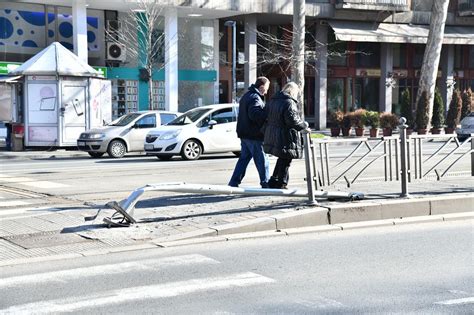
[263,82,309,189]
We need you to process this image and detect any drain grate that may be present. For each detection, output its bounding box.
[3,231,91,249]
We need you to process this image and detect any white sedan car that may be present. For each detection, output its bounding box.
[144,104,241,160]
[456,112,474,141]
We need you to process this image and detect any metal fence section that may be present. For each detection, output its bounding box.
[306,122,473,197]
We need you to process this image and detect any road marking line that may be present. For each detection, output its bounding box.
[434,297,474,305]
[21,181,69,188]
[0,200,30,207]
[0,272,274,314]
[0,254,219,288]
[0,176,34,183]
[0,206,61,218]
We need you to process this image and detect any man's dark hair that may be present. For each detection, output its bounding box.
[254,76,269,88]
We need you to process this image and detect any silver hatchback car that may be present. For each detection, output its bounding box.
[77,111,179,158]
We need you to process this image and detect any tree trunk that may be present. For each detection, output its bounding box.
[148,72,153,110]
[415,0,450,130]
[292,0,305,118]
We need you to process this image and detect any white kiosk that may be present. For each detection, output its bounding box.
[8,42,111,147]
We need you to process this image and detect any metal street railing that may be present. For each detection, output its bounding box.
[305,119,473,197]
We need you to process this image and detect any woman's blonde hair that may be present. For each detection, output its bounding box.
[281,82,300,100]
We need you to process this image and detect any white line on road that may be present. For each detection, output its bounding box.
[434,297,474,305]
[0,200,30,207]
[0,207,62,219]
[0,272,274,314]
[20,181,69,188]
[0,175,69,188]
[0,254,219,289]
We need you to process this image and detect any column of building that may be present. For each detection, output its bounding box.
[314,22,328,130]
[165,8,179,112]
[440,45,455,113]
[244,15,257,89]
[379,43,393,113]
[72,0,88,63]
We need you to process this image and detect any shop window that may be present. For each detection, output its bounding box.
[454,45,463,69]
[356,42,380,68]
[354,78,379,111]
[392,78,413,115]
[469,46,474,68]
[327,78,344,113]
[327,31,347,66]
[413,44,425,68]
[393,44,407,68]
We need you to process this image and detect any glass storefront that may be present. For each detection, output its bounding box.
[354,77,379,111]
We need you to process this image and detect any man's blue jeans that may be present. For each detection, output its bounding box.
[228,138,269,187]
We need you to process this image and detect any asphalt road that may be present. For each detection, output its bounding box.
[0,139,471,207]
[0,219,472,314]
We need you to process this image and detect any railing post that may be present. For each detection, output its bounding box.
[303,131,316,204]
[471,135,474,176]
[399,117,410,198]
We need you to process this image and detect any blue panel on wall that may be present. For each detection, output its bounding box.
[0,17,14,39]
[18,11,45,26]
[179,70,217,82]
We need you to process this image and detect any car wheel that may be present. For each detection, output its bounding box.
[156,154,173,161]
[181,139,202,160]
[107,140,126,158]
[232,151,241,157]
[88,152,104,158]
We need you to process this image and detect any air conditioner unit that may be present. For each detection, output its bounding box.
[106,42,126,62]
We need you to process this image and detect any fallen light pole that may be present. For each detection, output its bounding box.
[101,182,363,227]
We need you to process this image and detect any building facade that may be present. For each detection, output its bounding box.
[1,0,473,128]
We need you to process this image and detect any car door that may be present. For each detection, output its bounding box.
[198,107,238,152]
[127,113,157,151]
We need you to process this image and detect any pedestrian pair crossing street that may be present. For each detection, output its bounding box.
[0,254,275,314]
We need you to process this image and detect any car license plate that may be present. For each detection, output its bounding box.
[144,144,154,150]
[77,141,85,146]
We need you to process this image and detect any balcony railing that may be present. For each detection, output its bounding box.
[335,0,409,11]
[458,0,474,16]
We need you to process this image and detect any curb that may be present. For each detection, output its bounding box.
[0,194,472,267]
[153,193,473,245]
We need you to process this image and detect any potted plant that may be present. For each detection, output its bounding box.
[362,110,380,137]
[400,88,414,134]
[341,112,353,137]
[445,89,462,134]
[461,88,472,121]
[431,88,444,134]
[380,112,399,136]
[328,110,344,137]
[352,109,367,136]
[415,90,430,134]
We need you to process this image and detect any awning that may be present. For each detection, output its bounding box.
[0,75,22,83]
[329,21,474,45]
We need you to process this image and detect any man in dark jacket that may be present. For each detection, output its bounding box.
[263,82,309,189]
[228,77,270,188]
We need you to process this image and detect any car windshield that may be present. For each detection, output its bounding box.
[108,113,142,126]
[167,108,211,125]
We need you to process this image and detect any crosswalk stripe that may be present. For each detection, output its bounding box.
[20,181,69,188]
[0,200,30,207]
[0,272,274,314]
[0,206,58,218]
[0,254,219,289]
[0,175,33,183]
[0,175,69,188]
[434,297,474,305]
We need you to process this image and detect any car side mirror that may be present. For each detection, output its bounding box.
[208,120,217,129]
